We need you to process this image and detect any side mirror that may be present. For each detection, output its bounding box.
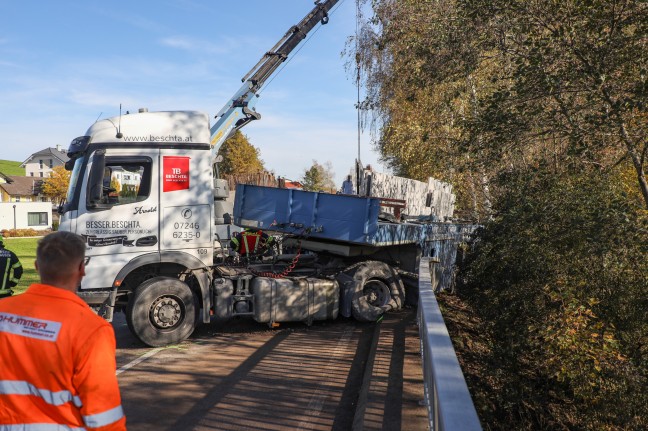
[57,199,66,215]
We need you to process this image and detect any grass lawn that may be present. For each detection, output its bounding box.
[4,237,40,294]
[0,159,25,176]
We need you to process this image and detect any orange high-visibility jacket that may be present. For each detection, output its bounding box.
[0,284,126,430]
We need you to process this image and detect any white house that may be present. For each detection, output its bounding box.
[20,145,69,178]
[111,167,142,189]
[0,202,52,231]
[0,174,53,231]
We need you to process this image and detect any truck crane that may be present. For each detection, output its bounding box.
[209,0,338,226]
[58,0,453,347]
[209,0,337,155]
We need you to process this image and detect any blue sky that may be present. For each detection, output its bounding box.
[0,0,384,186]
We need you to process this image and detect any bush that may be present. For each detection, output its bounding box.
[1,229,51,238]
[462,166,648,430]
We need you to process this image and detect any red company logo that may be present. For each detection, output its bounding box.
[163,156,190,192]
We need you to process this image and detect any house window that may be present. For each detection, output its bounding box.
[39,172,44,177]
[49,159,53,168]
[30,172,34,176]
[39,160,44,169]
[28,212,48,226]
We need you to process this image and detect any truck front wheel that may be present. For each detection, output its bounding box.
[126,277,197,347]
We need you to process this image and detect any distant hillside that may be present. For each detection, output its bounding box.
[0,160,25,176]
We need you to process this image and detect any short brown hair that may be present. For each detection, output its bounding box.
[37,231,86,284]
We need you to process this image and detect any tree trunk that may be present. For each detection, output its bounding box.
[617,120,648,209]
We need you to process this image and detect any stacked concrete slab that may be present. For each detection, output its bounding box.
[356,170,455,220]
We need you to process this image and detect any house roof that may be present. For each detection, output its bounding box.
[20,147,69,167]
[0,176,43,196]
[283,180,303,189]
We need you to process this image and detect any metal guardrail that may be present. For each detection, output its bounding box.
[418,257,482,430]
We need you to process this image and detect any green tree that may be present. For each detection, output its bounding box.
[462,0,648,208]
[354,0,500,220]
[218,130,264,175]
[354,0,648,428]
[120,185,137,199]
[301,160,335,192]
[40,165,70,205]
[463,166,648,430]
[355,0,648,215]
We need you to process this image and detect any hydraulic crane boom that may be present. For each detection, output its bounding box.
[209,0,340,160]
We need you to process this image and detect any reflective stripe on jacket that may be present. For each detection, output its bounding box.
[0,284,126,430]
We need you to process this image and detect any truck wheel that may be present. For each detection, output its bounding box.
[346,261,405,322]
[126,277,197,347]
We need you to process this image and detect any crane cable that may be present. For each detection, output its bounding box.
[355,0,363,194]
[356,0,362,164]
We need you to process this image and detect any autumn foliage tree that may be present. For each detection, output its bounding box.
[217,130,264,175]
[355,0,648,429]
[353,0,498,220]
[355,0,647,217]
[301,160,336,192]
[40,165,70,205]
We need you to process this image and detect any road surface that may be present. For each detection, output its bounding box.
[112,309,427,430]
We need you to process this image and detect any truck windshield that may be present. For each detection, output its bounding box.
[66,156,86,203]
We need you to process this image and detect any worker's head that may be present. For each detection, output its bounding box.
[35,231,86,291]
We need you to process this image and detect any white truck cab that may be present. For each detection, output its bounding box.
[59,0,348,347]
[60,110,215,332]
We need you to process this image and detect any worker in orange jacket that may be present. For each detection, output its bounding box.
[0,231,126,430]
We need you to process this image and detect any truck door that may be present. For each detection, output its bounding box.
[158,149,213,266]
[75,148,160,290]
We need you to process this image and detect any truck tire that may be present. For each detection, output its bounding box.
[126,277,198,347]
[345,261,405,322]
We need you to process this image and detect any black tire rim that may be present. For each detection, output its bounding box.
[363,279,391,307]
